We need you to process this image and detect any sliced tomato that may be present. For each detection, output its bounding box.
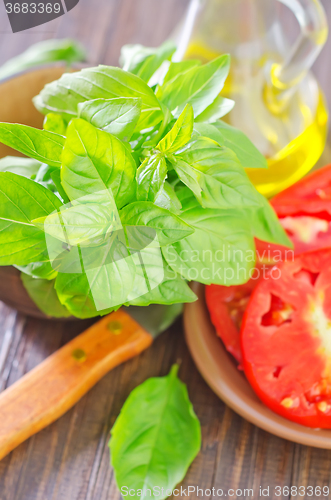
[241,249,331,428]
[205,268,268,366]
[256,165,331,262]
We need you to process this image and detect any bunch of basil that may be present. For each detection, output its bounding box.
[0,41,290,319]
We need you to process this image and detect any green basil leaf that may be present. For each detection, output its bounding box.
[137,155,167,202]
[43,113,67,135]
[0,39,86,81]
[34,66,163,130]
[172,159,202,200]
[78,97,142,141]
[125,259,197,306]
[162,60,201,86]
[157,55,230,117]
[50,169,70,203]
[15,260,58,280]
[33,203,114,247]
[195,95,235,122]
[154,181,182,214]
[0,124,64,167]
[120,41,176,83]
[120,202,194,246]
[0,156,42,178]
[176,137,263,209]
[156,104,193,154]
[194,121,268,169]
[163,189,255,285]
[245,194,293,247]
[21,274,71,318]
[109,365,201,500]
[0,172,62,265]
[61,119,136,208]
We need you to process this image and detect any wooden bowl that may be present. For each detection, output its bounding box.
[0,65,72,319]
[184,282,331,448]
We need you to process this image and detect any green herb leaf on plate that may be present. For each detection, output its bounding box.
[78,97,142,141]
[21,274,71,318]
[109,365,201,500]
[0,123,65,167]
[61,119,136,208]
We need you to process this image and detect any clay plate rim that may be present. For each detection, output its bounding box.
[184,282,331,448]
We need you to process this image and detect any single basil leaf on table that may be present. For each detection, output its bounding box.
[162,188,256,285]
[43,113,67,136]
[120,201,194,246]
[195,95,235,122]
[156,54,230,118]
[0,156,42,178]
[33,203,115,247]
[0,39,86,81]
[154,181,182,214]
[120,40,176,83]
[21,274,71,318]
[125,257,197,306]
[0,124,64,167]
[176,137,263,209]
[162,60,201,86]
[34,65,164,130]
[0,172,62,265]
[136,155,167,202]
[194,121,268,170]
[156,103,193,154]
[61,119,136,208]
[109,364,201,500]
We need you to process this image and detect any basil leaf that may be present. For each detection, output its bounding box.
[172,159,202,200]
[195,95,235,122]
[163,189,255,285]
[61,119,136,208]
[21,274,71,318]
[0,39,86,81]
[34,66,163,130]
[78,97,142,141]
[120,202,194,246]
[156,104,193,154]
[126,259,197,306]
[246,194,293,247]
[137,155,167,202]
[194,121,268,170]
[110,365,201,500]
[43,113,67,135]
[50,169,70,203]
[162,60,201,86]
[121,41,176,84]
[0,124,64,167]
[157,55,230,117]
[176,137,263,209]
[0,156,42,178]
[0,172,62,265]
[154,182,182,214]
[33,203,114,247]
[16,260,58,280]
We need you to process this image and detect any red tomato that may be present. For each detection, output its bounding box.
[241,249,331,428]
[256,165,331,262]
[205,267,268,366]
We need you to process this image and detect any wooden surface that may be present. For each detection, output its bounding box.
[0,1,331,499]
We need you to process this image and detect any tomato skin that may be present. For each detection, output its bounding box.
[256,165,331,261]
[241,249,331,428]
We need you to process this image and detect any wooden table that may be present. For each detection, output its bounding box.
[0,1,331,498]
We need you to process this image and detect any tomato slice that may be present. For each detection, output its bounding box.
[241,249,331,428]
[256,165,331,261]
[205,271,266,366]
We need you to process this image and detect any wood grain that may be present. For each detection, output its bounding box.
[0,0,330,499]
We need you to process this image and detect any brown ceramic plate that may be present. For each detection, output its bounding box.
[184,282,331,448]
